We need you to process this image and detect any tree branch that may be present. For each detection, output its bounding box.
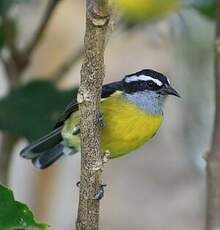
[206,1,220,229]
[24,0,61,58]
[75,0,110,230]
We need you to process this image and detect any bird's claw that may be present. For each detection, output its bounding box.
[76,181,107,201]
[97,112,104,128]
[76,181,80,188]
[95,184,107,200]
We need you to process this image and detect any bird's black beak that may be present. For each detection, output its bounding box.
[158,85,180,97]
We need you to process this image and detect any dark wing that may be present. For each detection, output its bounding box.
[101,81,124,98]
[53,101,79,129]
[53,81,124,129]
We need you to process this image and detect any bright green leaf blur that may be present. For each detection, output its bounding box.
[111,0,181,22]
[0,184,49,230]
[0,81,78,141]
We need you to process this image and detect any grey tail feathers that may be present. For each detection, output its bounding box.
[20,127,63,159]
[20,127,77,169]
[32,143,75,169]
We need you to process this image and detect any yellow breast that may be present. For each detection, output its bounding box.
[100,92,163,158]
[62,92,163,158]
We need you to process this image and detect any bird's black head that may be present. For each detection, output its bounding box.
[122,69,180,97]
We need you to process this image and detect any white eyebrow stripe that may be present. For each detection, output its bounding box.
[125,74,163,86]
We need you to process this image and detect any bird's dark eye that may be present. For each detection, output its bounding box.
[146,81,155,88]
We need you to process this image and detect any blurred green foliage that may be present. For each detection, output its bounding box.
[0,81,78,141]
[192,0,216,19]
[0,184,48,230]
[0,18,17,51]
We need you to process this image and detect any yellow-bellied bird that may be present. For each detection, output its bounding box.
[20,69,180,169]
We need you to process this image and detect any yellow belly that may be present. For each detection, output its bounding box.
[62,93,163,158]
[100,94,163,158]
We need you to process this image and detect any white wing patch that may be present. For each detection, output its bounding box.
[125,74,163,86]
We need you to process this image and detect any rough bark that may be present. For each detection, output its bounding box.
[206,1,220,229]
[75,1,110,230]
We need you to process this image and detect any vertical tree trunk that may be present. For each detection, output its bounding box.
[75,1,110,230]
[206,1,220,229]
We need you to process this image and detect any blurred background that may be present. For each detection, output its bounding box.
[0,0,216,229]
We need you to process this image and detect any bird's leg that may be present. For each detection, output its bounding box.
[94,184,107,200]
[97,111,104,128]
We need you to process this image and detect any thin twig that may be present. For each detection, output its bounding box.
[0,133,18,185]
[206,1,220,229]
[75,0,110,230]
[51,47,83,83]
[0,56,20,90]
[24,0,62,58]
[0,0,61,81]
[1,15,18,56]
[1,14,28,81]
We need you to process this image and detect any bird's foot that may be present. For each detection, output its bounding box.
[76,181,80,188]
[97,112,104,128]
[95,184,107,200]
[76,181,107,201]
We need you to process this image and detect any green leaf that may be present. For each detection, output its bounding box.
[0,0,30,13]
[0,184,49,230]
[0,80,77,141]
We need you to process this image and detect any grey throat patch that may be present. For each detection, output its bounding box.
[124,90,165,115]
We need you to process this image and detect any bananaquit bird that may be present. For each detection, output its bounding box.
[20,69,180,169]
